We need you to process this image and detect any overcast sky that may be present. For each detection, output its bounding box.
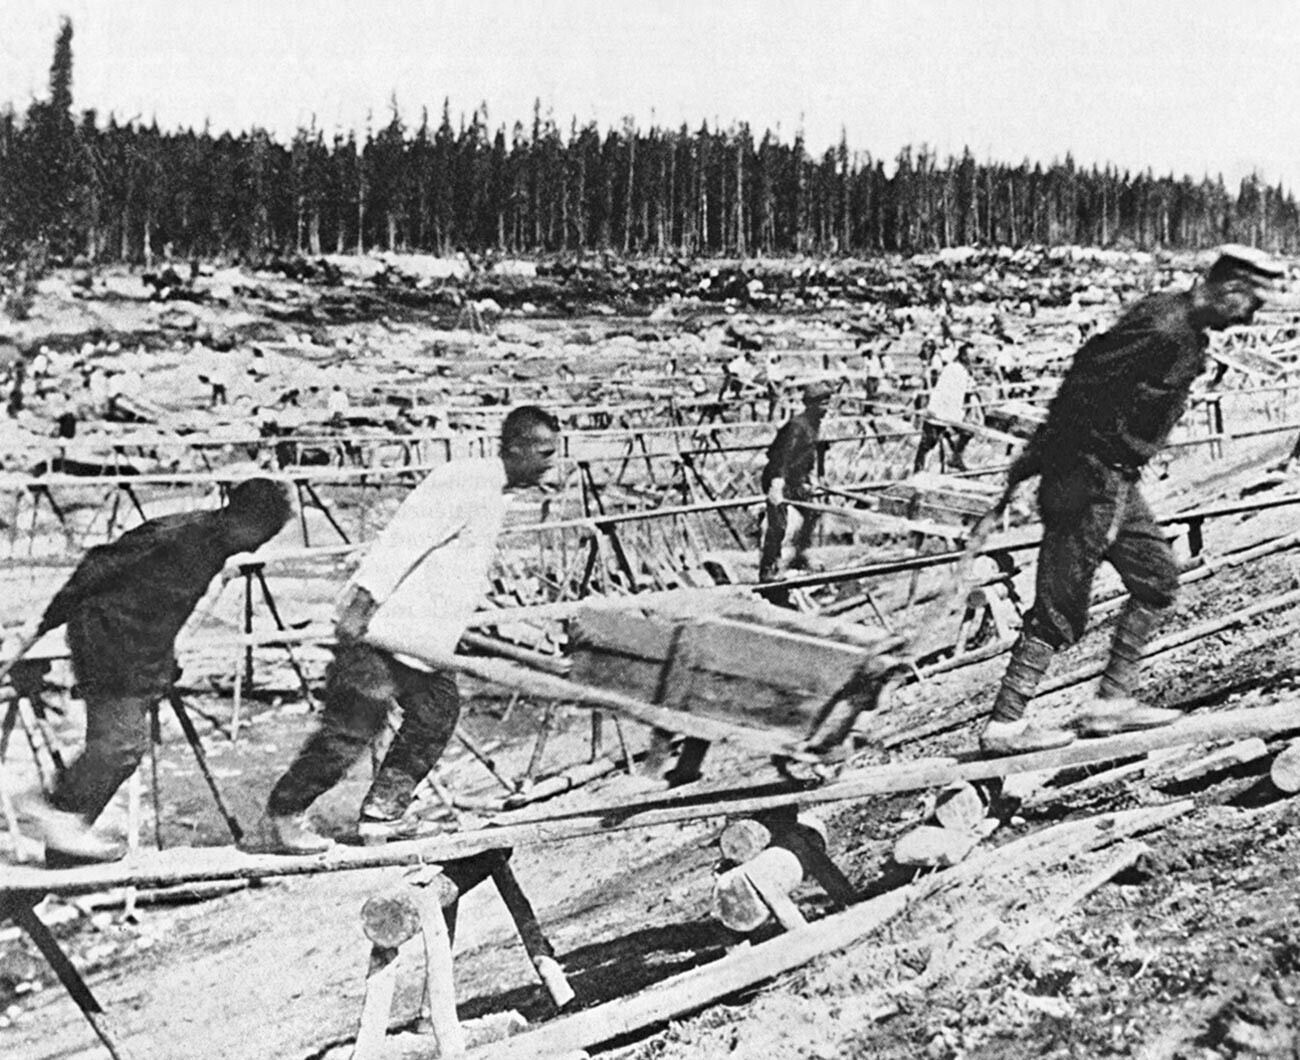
[1,0,1297,188]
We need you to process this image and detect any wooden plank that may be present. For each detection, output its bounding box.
[4,700,1297,898]
[1210,345,1286,380]
[467,802,1191,1060]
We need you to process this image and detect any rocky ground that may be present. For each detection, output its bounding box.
[0,253,1298,1060]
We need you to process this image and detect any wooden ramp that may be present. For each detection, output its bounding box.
[5,698,1298,896]
[3,700,1299,1058]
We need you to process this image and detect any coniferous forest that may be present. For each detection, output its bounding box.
[4,19,1299,267]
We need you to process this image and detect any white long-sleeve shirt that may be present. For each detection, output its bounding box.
[355,457,509,667]
[927,360,972,422]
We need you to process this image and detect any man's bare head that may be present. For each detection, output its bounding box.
[501,405,560,488]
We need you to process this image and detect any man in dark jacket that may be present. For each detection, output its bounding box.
[758,379,835,583]
[16,478,292,864]
[971,246,1285,756]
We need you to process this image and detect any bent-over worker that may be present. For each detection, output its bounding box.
[18,479,292,865]
[971,245,1285,756]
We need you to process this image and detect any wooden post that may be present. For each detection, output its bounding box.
[410,887,466,1058]
[764,811,858,909]
[354,892,422,1060]
[2,893,139,1060]
[167,691,244,843]
[490,858,575,1009]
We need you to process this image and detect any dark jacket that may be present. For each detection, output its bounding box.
[39,511,235,695]
[761,409,822,498]
[1036,291,1208,473]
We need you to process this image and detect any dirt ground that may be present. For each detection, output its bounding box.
[1,257,1299,1060]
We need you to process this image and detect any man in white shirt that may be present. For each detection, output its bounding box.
[257,406,559,853]
[913,343,976,472]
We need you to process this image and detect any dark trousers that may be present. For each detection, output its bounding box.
[1025,456,1179,649]
[913,421,969,472]
[758,497,819,580]
[52,690,155,824]
[268,642,460,820]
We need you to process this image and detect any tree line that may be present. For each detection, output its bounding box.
[4,19,1299,267]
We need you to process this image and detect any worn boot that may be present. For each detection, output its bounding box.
[1076,601,1181,736]
[356,808,456,845]
[260,816,332,858]
[17,791,127,867]
[247,812,334,855]
[980,634,1075,756]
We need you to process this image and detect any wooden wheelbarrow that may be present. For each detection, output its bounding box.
[563,592,908,775]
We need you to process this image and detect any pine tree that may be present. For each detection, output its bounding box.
[22,17,82,259]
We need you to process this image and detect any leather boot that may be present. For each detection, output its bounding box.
[239,812,334,855]
[17,791,127,866]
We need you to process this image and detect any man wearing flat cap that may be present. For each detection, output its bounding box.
[968,245,1285,756]
[757,379,836,585]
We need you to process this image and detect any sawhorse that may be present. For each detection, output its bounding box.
[352,848,573,1059]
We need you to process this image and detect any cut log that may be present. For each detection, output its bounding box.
[745,858,809,933]
[711,846,806,932]
[718,818,772,865]
[1270,739,1300,793]
[361,892,422,950]
[932,782,985,833]
[892,826,979,868]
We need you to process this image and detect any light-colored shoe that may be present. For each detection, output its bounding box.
[1075,698,1182,737]
[979,718,1077,757]
[252,813,334,855]
[17,792,127,866]
[356,813,455,846]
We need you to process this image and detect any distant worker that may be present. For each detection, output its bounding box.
[968,245,1285,756]
[920,338,944,389]
[914,343,977,473]
[326,383,351,422]
[256,406,560,853]
[862,346,896,404]
[15,480,293,866]
[758,380,835,584]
